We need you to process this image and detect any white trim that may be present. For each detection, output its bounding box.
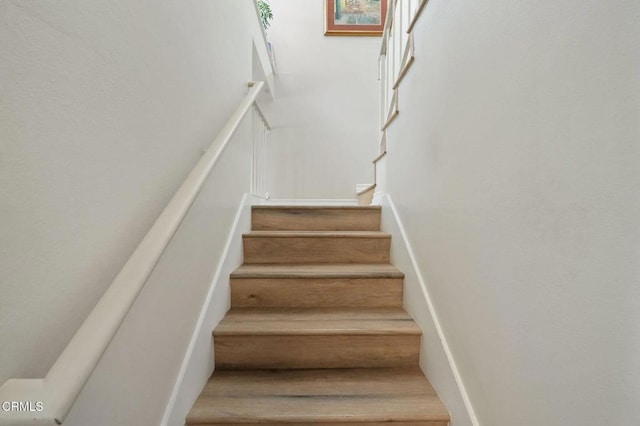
[371,190,385,206]
[160,194,255,426]
[382,194,480,426]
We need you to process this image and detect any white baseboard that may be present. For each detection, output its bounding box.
[160,194,256,426]
[381,194,480,426]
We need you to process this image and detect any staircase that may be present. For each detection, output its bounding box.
[186,206,449,425]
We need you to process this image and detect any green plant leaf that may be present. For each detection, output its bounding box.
[257,0,273,30]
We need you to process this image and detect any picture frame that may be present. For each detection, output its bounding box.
[325,0,388,37]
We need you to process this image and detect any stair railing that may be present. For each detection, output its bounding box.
[0,81,269,425]
[372,0,426,199]
[250,90,271,199]
[379,0,426,131]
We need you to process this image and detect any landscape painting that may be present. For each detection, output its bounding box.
[325,0,388,36]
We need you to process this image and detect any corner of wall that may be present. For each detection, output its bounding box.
[380,194,480,426]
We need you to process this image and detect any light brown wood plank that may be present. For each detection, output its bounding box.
[192,422,447,426]
[252,206,381,231]
[187,419,449,426]
[198,368,435,397]
[231,277,403,308]
[216,307,420,335]
[244,231,389,238]
[186,203,450,426]
[358,184,376,206]
[243,232,390,264]
[214,334,420,369]
[219,307,413,321]
[231,263,404,278]
[188,396,446,424]
[215,319,420,336]
[187,368,449,425]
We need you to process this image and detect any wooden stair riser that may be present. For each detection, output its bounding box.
[193,422,448,426]
[214,334,420,369]
[196,368,434,396]
[231,277,404,308]
[192,421,447,426]
[187,205,451,425]
[243,234,391,264]
[251,206,381,231]
[187,368,450,426]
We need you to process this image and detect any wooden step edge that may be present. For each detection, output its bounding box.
[214,322,422,337]
[230,272,405,279]
[372,150,387,164]
[230,265,404,279]
[213,330,423,337]
[222,307,412,315]
[243,231,390,238]
[357,183,376,196]
[187,412,450,425]
[252,205,381,210]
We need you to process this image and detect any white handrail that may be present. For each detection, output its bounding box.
[0,81,267,425]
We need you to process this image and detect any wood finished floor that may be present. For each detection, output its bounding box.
[186,206,449,425]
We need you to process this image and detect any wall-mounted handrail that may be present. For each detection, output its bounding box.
[0,82,267,426]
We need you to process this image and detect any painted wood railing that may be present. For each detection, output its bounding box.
[372,0,429,200]
[250,94,271,199]
[379,0,429,134]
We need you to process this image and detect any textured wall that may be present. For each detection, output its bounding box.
[383,0,640,424]
[263,0,380,199]
[0,0,260,403]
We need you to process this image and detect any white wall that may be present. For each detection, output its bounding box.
[0,0,268,421]
[262,0,380,199]
[161,194,257,426]
[383,0,640,425]
[65,117,254,425]
[380,195,474,426]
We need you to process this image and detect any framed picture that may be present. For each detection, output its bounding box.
[325,0,388,37]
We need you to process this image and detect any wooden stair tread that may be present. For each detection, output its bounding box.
[215,308,421,336]
[252,206,382,210]
[231,263,404,279]
[244,231,390,238]
[186,368,449,424]
[251,206,382,232]
[242,232,391,264]
[230,266,404,308]
[187,203,449,424]
[356,183,376,196]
